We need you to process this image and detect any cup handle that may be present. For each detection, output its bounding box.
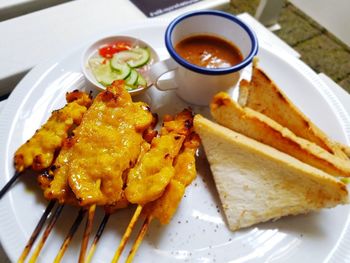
[148,58,178,91]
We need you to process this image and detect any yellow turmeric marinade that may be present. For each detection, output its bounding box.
[125,109,194,206]
[14,90,92,173]
[44,81,153,206]
[39,136,78,205]
[144,132,200,224]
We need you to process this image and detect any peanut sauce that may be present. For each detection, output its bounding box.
[175,35,243,69]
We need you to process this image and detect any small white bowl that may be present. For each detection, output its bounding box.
[81,35,159,96]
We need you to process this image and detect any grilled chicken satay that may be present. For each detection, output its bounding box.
[14,91,92,262]
[34,94,158,263]
[14,90,92,173]
[85,126,159,263]
[43,81,153,207]
[115,111,198,263]
[40,113,159,208]
[103,113,159,215]
[111,110,194,262]
[37,137,79,205]
[104,140,151,214]
[125,109,193,206]
[143,132,200,224]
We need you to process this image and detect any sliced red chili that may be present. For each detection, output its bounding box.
[98,42,131,58]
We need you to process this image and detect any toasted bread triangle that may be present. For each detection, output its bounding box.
[194,115,348,231]
[239,64,349,160]
[211,92,350,177]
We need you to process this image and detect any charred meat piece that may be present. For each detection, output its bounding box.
[46,81,153,206]
[14,90,92,172]
[125,109,194,206]
[144,132,200,224]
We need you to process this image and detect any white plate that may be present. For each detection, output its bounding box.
[1,20,350,263]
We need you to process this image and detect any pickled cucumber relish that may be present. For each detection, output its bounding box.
[89,41,151,91]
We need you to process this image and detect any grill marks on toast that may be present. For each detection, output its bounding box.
[195,62,350,231]
[211,92,350,177]
[239,64,349,160]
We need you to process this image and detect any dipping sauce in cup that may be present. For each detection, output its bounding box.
[147,10,258,105]
[175,34,243,69]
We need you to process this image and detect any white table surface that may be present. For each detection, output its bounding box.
[0,1,349,262]
[0,0,299,97]
[0,0,228,96]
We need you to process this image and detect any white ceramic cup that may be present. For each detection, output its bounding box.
[148,10,258,105]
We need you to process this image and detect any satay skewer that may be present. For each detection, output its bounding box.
[17,81,154,263]
[14,82,171,262]
[125,215,153,263]
[124,132,200,262]
[87,134,157,263]
[53,208,87,263]
[85,148,154,263]
[18,200,56,263]
[79,203,99,263]
[78,178,100,263]
[111,205,143,263]
[111,110,195,262]
[85,213,111,263]
[15,91,92,261]
[0,172,22,199]
[28,204,65,263]
[0,90,92,199]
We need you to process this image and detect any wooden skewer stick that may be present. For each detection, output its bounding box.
[17,200,56,263]
[53,208,86,263]
[79,179,101,263]
[111,205,143,263]
[0,171,22,199]
[125,215,152,263]
[28,204,65,263]
[85,213,110,263]
[78,204,97,263]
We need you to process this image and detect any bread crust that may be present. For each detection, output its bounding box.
[238,64,349,160]
[194,115,348,231]
[211,92,350,177]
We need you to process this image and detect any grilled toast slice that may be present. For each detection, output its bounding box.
[193,115,348,231]
[211,92,350,177]
[238,63,349,160]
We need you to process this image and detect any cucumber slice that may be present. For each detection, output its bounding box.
[113,47,150,68]
[125,72,147,91]
[125,69,138,86]
[110,59,131,79]
[136,73,147,87]
[89,57,126,86]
